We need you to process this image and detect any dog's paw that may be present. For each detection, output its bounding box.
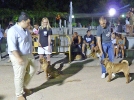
[126,81,129,84]
[107,80,111,82]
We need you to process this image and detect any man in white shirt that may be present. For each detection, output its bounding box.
[7,12,36,100]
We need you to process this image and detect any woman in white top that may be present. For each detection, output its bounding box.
[111,32,117,57]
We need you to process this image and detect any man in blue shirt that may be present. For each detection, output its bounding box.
[82,30,95,56]
[0,29,3,54]
[96,16,114,79]
[7,12,36,100]
[0,28,3,42]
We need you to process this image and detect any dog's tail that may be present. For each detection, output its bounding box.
[121,60,129,66]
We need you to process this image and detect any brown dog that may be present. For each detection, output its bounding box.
[87,49,101,58]
[102,58,130,84]
[39,58,61,80]
[74,54,82,60]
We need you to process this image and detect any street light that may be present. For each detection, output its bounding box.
[121,14,125,18]
[72,15,74,18]
[108,8,116,26]
[109,8,116,17]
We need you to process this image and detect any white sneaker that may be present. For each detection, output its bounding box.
[101,73,106,78]
[112,73,115,78]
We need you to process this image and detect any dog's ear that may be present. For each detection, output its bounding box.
[105,58,109,61]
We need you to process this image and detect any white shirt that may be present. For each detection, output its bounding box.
[0,29,3,40]
[126,19,130,25]
[111,38,116,44]
[7,23,33,55]
[33,28,39,34]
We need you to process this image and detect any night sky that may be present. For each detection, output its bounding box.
[0,0,131,13]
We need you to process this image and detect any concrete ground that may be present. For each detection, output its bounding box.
[0,53,134,100]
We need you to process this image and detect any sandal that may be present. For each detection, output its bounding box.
[36,71,41,75]
[24,88,33,96]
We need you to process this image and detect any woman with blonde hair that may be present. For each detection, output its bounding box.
[37,17,52,74]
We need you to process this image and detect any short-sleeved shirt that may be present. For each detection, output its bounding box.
[39,27,52,47]
[7,23,33,55]
[0,29,3,40]
[33,28,39,34]
[96,25,112,43]
[84,34,94,45]
[111,38,116,44]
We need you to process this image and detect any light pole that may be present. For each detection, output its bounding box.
[69,1,73,34]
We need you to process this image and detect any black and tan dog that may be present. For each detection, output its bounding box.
[87,49,101,58]
[40,58,61,80]
[102,58,130,84]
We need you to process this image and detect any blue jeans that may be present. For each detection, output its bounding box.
[101,42,114,73]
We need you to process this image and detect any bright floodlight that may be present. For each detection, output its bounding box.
[109,8,116,16]
[121,14,125,18]
[72,15,74,18]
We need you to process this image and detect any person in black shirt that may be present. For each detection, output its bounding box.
[71,32,82,59]
[82,30,95,56]
[37,17,52,74]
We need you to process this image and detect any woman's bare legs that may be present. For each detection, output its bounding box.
[37,54,44,74]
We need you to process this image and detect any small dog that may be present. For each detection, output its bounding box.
[102,58,130,84]
[87,49,101,58]
[40,58,61,79]
[74,54,82,60]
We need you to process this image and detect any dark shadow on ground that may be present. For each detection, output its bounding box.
[31,58,94,94]
[0,95,5,100]
[51,56,69,71]
[109,72,134,83]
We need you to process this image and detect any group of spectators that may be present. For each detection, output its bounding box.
[71,30,94,59]
[125,7,134,35]
[71,29,126,60]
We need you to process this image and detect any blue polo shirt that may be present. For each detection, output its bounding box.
[0,29,3,40]
[7,23,33,55]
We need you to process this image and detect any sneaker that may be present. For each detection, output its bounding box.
[101,73,106,78]
[112,73,115,78]
[24,88,33,96]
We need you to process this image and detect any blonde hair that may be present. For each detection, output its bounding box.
[41,17,51,30]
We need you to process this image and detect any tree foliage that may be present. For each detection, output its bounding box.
[0,0,134,26]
